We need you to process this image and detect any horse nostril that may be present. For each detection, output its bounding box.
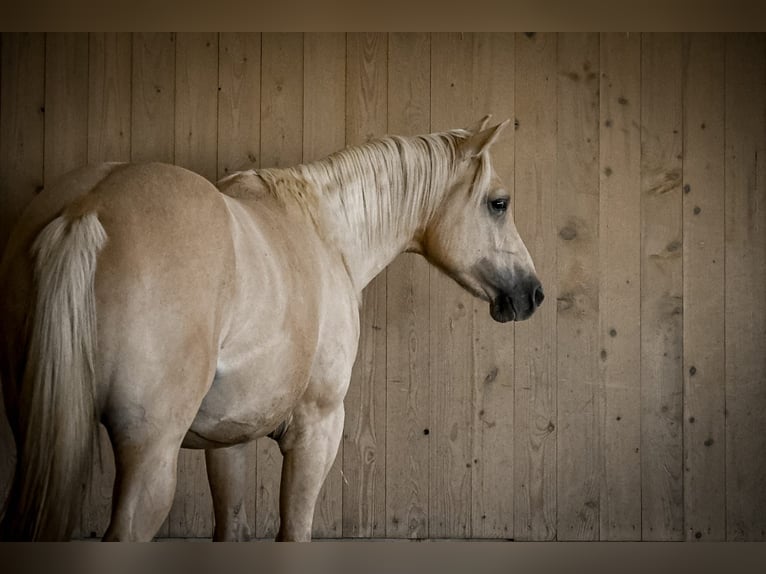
[533,284,545,308]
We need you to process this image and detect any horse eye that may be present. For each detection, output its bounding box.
[489,198,508,213]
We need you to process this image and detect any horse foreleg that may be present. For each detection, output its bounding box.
[205,444,253,541]
[275,403,344,542]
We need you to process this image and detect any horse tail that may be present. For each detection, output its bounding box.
[1,211,106,540]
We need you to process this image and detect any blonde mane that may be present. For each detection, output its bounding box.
[251,129,491,250]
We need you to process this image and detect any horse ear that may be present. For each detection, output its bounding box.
[461,118,511,158]
[466,114,492,134]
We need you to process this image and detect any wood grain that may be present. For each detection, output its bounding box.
[682,32,726,542]
[555,32,601,541]
[385,31,430,539]
[598,32,641,540]
[131,33,175,164]
[640,32,684,541]
[342,32,388,539]
[513,32,558,541]
[303,32,346,539]
[256,32,304,539]
[724,33,766,541]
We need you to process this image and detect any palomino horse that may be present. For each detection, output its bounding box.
[0,116,543,541]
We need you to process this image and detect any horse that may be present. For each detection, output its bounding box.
[0,115,543,541]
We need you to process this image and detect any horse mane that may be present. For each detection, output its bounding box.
[248,129,493,250]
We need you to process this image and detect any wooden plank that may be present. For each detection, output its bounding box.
[44,33,88,185]
[82,32,132,539]
[640,32,684,541]
[385,32,430,539]
[256,32,304,539]
[216,32,260,539]
[428,32,476,539]
[0,31,45,515]
[131,33,175,164]
[217,33,261,178]
[0,32,45,268]
[682,32,726,542]
[87,33,131,164]
[303,32,346,539]
[342,32,387,539]
[724,33,766,541]
[513,31,557,541]
[468,33,516,540]
[555,32,601,541]
[174,33,218,181]
[164,32,219,539]
[598,32,641,540]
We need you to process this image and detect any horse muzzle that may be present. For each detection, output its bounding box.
[489,275,544,323]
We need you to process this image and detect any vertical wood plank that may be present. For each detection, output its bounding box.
[724,33,766,541]
[385,31,430,539]
[0,31,45,512]
[256,32,304,539]
[640,32,684,541]
[555,32,601,541]
[342,32,388,539]
[44,33,88,185]
[82,32,132,539]
[87,33,131,164]
[428,32,476,539]
[598,32,642,540]
[513,31,558,541]
[682,32,726,542]
[218,33,261,178]
[303,32,346,539]
[164,32,219,539]
[469,33,516,540]
[131,33,175,164]
[215,33,261,537]
[0,32,45,265]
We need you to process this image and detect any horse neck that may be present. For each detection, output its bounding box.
[280,134,459,292]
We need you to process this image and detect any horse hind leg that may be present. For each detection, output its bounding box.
[205,444,253,541]
[101,349,217,541]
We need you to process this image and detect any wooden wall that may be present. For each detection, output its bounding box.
[0,33,764,541]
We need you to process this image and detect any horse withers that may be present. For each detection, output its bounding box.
[0,116,542,541]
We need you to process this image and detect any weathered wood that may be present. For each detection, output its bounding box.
[0,31,45,518]
[724,33,766,541]
[513,31,558,541]
[164,32,219,539]
[640,32,684,541]
[303,32,346,539]
[682,32,726,542]
[555,32,601,541]
[217,33,261,178]
[82,32,132,539]
[256,32,304,539]
[428,32,477,539]
[385,31,430,539]
[131,33,175,164]
[342,32,388,539]
[468,32,516,540]
[598,32,641,540]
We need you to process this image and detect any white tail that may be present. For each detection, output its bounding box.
[1,212,106,540]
